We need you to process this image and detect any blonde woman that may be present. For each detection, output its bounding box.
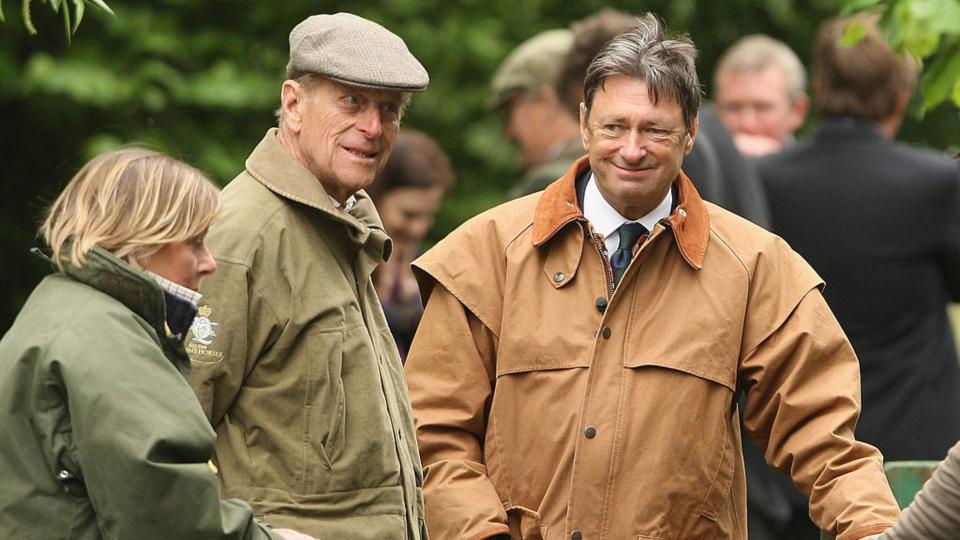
[0,149,311,540]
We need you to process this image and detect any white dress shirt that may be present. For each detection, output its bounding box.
[582,172,673,255]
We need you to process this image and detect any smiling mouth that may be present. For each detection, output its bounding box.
[613,163,654,173]
[345,147,378,159]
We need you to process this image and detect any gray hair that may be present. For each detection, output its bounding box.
[582,13,701,129]
[714,34,807,100]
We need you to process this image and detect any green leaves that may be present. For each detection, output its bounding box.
[921,39,960,109]
[841,0,960,111]
[6,0,113,40]
[839,20,868,46]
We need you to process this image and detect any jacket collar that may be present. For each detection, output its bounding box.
[532,155,709,269]
[814,116,885,141]
[245,128,392,261]
[62,246,168,336]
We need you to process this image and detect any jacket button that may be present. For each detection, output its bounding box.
[601,326,611,339]
[678,208,687,217]
[595,296,607,314]
[584,426,597,439]
[571,530,583,540]
[553,272,565,283]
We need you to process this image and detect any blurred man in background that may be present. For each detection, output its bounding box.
[760,14,960,467]
[714,34,809,157]
[491,29,584,198]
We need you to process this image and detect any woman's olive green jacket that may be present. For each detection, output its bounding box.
[0,247,276,540]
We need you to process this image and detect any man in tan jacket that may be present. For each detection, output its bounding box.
[405,14,898,540]
[187,13,429,539]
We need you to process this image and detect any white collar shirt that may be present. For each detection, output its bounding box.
[582,171,673,255]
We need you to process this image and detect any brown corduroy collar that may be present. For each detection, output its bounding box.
[531,156,710,269]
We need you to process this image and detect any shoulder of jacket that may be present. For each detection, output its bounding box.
[417,194,539,280]
[705,203,815,279]
[891,142,959,179]
[208,173,299,267]
[412,195,540,337]
[20,277,159,364]
[446,194,540,250]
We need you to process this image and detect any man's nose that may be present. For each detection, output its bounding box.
[356,105,384,137]
[738,108,761,133]
[620,131,648,162]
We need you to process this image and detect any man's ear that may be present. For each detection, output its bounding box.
[280,80,305,134]
[684,115,699,154]
[579,102,590,150]
[788,92,810,134]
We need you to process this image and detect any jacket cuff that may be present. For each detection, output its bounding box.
[835,523,893,540]
[469,526,511,540]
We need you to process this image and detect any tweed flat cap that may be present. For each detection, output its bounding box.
[287,12,429,92]
[490,28,573,109]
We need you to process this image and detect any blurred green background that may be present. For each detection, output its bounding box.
[2,0,959,332]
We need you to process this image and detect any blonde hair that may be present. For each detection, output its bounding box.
[41,147,220,271]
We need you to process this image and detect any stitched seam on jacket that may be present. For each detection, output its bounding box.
[706,228,751,280]
[740,287,820,362]
[697,426,731,520]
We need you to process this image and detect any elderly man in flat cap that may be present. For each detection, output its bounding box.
[186,13,429,539]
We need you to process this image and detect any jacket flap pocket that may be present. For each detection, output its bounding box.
[496,356,591,377]
[623,354,736,391]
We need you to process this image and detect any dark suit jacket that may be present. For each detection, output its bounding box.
[759,116,960,461]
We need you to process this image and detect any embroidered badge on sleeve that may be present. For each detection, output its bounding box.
[187,305,224,362]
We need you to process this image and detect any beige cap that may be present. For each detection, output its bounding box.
[287,12,429,92]
[490,28,573,109]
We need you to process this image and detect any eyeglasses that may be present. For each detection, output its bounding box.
[593,122,687,144]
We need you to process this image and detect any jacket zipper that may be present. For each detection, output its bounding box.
[588,225,616,298]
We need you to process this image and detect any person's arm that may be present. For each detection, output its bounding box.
[740,288,900,540]
[405,283,510,539]
[64,331,279,540]
[879,440,960,539]
[189,258,281,426]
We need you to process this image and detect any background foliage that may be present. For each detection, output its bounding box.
[2,0,958,331]
[841,0,960,111]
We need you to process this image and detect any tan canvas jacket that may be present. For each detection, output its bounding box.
[189,129,426,539]
[405,157,899,540]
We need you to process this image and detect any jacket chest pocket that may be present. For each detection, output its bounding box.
[621,344,739,529]
[303,330,346,490]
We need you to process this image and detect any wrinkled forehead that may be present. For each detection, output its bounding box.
[590,75,686,122]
